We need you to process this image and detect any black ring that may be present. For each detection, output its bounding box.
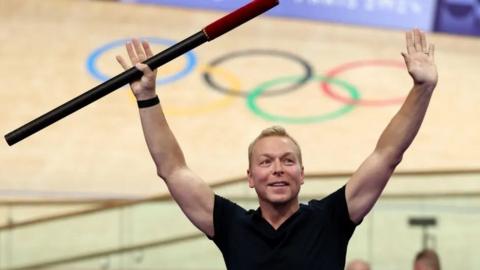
[202,49,313,97]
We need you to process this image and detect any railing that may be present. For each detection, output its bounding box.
[0,169,479,270]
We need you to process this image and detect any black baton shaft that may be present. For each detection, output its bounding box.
[5,31,208,146]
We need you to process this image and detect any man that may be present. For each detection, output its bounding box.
[414,249,441,270]
[346,259,371,270]
[116,29,438,269]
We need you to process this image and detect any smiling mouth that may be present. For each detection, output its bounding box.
[268,181,289,187]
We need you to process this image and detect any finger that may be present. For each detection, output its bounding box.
[401,52,409,65]
[420,30,428,53]
[142,41,154,58]
[132,38,146,62]
[116,55,129,70]
[126,42,138,64]
[428,44,435,61]
[140,41,158,75]
[406,30,414,54]
[414,29,422,52]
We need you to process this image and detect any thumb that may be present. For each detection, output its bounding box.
[135,63,154,77]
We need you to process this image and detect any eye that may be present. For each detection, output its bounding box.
[259,159,271,166]
[283,158,295,165]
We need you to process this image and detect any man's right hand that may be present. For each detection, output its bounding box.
[116,39,158,100]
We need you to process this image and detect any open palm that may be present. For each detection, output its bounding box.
[401,29,438,87]
[116,39,158,100]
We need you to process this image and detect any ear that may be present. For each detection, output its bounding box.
[247,169,255,188]
[300,166,305,185]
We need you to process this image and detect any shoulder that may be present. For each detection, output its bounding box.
[307,185,347,210]
[210,194,252,242]
[213,194,249,219]
[308,185,359,229]
[214,194,243,209]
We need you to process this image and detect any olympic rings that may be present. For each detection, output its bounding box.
[203,49,313,97]
[321,59,406,106]
[86,37,406,121]
[247,75,360,124]
[86,37,197,85]
[162,65,241,116]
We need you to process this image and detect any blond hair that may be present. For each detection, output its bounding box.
[248,126,302,168]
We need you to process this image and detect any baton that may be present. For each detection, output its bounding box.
[5,0,279,146]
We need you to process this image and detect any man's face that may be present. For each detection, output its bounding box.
[414,261,433,270]
[247,136,304,206]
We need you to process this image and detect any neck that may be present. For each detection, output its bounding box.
[259,199,300,230]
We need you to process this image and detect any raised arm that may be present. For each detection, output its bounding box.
[116,39,214,236]
[346,29,438,223]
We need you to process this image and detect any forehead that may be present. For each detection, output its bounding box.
[252,136,298,156]
[413,261,431,270]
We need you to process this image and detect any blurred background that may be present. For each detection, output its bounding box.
[0,0,479,269]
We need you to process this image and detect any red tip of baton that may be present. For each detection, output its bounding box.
[203,0,279,41]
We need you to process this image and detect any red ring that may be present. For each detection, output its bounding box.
[321,59,407,106]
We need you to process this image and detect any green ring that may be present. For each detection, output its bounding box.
[246,75,361,124]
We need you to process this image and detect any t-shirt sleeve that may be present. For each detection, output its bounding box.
[208,194,245,249]
[308,185,358,231]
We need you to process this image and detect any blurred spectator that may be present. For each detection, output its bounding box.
[414,249,441,270]
[346,259,371,270]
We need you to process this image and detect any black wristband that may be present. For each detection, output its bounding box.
[137,96,159,108]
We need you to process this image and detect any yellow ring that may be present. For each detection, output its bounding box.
[128,65,241,116]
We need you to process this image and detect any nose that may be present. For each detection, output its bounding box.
[272,159,284,176]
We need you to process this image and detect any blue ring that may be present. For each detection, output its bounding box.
[86,37,197,85]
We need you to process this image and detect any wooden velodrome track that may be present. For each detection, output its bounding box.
[0,0,479,202]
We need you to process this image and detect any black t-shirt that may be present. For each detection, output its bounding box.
[209,186,357,270]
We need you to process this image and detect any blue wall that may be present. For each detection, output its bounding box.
[122,0,480,37]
